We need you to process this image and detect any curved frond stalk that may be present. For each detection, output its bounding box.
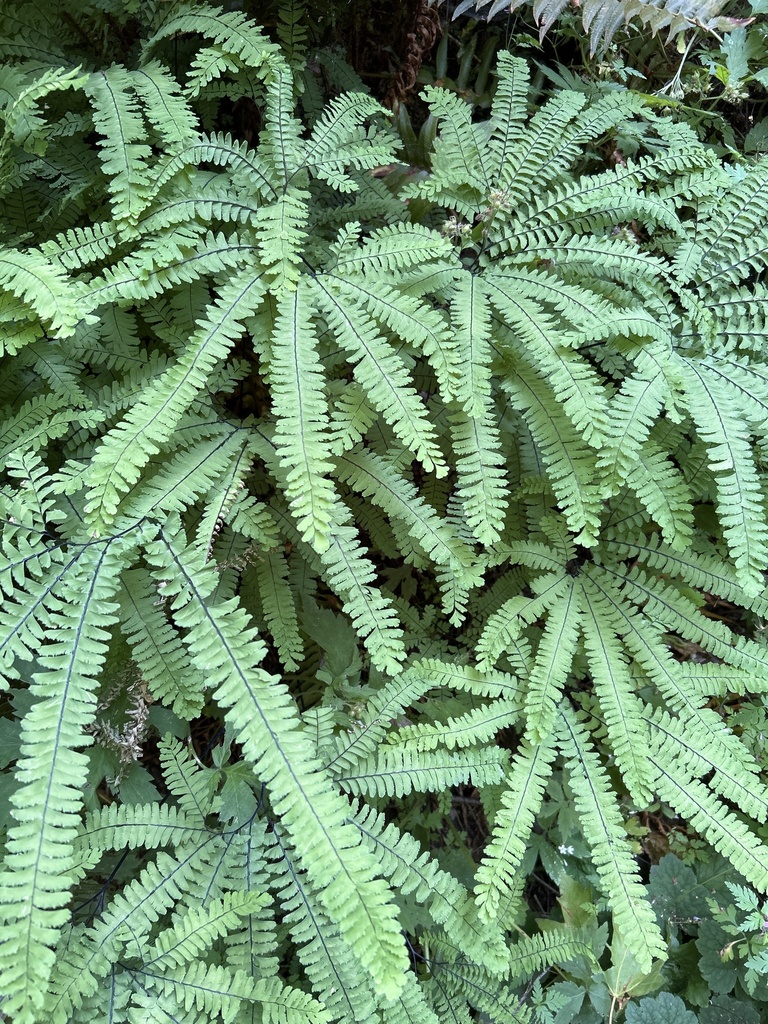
[0,246,86,339]
[648,741,768,891]
[119,568,206,718]
[579,577,656,805]
[311,276,446,473]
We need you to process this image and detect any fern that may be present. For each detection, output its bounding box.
[4,12,768,1023]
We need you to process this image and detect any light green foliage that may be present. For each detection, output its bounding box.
[3,2,768,1022]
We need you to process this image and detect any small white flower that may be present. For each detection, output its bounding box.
[558,844,575,856]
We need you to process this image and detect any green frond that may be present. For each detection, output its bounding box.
[310,276,446,473]
[83,267,265,528]
[254,547,303,671]
[131,962,327,1024]
[620,438,695,550]
[265,283,338,553]
[350,804,509,974]
[323,671,433,773]
[330,269,459,399]
[500,362,603,543]
[388,695,523,752]
[337,744,506,799]
[0,64,87,157]
[474,732,557,922]
[425,932,533,1024]
[486,272,608,443]
[406,656,523,700]
[647,706,768,824]
[476,571,570,671]
[603,531,768,617]
[334,447,475,584]
[0,535,136,1022]
[131,61,200,150]
[316,516,408,674]
[0,246,86,340]
[303,91,395,192]
[557,707,666,973]
[421,84,491,195]
[596,362,670,493]
[75,802,204,856]
[617,565,768,676]
[268,827,381,1024]
[524,579,581,743]
[84,65,154,223]
[158,736,217,824]
[46,845,218,1024]
[144,520,409,1000]
[688,162,768,290]
[333,223,453,277]
[485,52,529,177]
[153,132,277,201]
[508,927,596,981]
[679,357,768,593]
[143,3,281,95]
[648,741,768,891]
[0,393,98,464]
[119,568,206,718]
[579,576,656,805]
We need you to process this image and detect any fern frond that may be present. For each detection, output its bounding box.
[579,577,656,805]
[143,4,281,96]
[474,732,558,922]
[557,707,666,972]
[508,927,596,981]
[350,803,509,974]
[679,357,768,593]
[337,745,506,799]
[265,283,338,553]
[647,706,768,824]
[46,845,219,1024]
[303,91,395,192]
[75,802,204,856]
[131,61,200,150]
[84,65,154,223]
[119,568,206,718]
[648,741,768,891]
[255,547,303,671]
[268,827,381,1024]
[500,362,603,543]
[334,447,475,583]
[311,276,446,473]
[144,519,409,1000]
[84,267,265,528]
[0,246,86,339]
[524,579,581,743]
[0,535,136,1022]
[389,696,524,752]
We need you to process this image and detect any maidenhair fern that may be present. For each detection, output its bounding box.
[3,2,768,1022]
